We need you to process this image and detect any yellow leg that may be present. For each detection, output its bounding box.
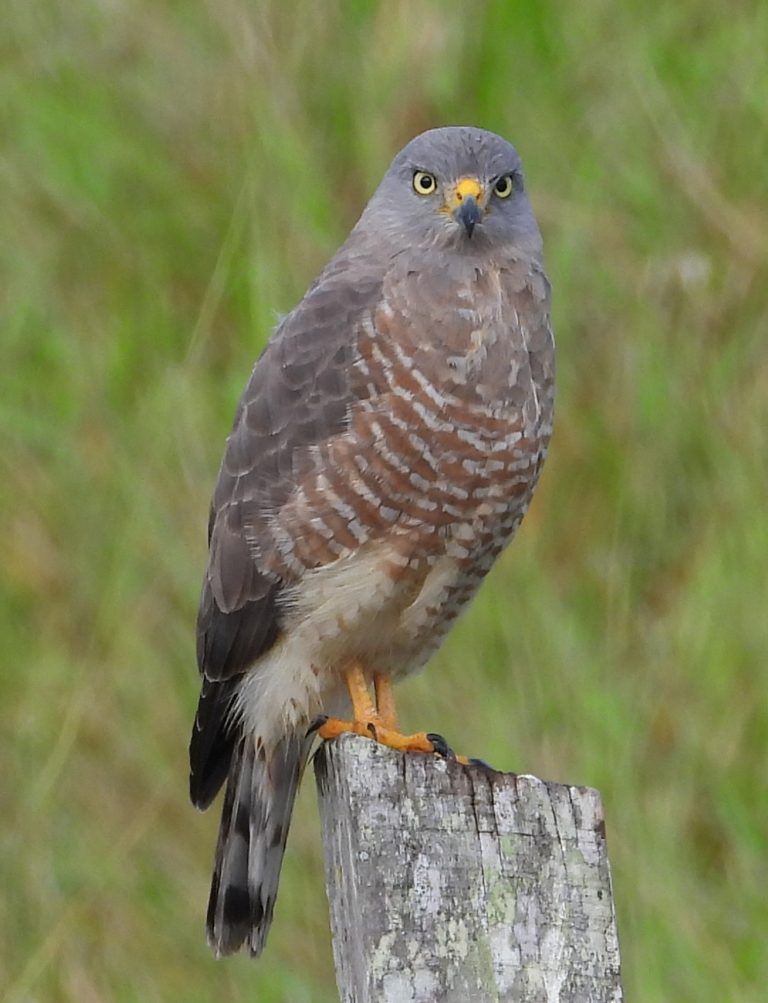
[317,661,441,756]
[346,660,378,721]
[374,672,399,731]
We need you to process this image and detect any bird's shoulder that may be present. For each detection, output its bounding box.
[211,251,385,518]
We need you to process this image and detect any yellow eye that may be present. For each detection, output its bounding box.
[413,171,437,195]
[493,174,514,199]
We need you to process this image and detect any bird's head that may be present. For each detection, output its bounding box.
[359,126,542,256]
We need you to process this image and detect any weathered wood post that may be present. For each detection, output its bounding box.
[315,734,622,1003]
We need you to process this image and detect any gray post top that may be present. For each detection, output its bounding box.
[315,735,623,1003]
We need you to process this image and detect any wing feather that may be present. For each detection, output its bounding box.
[189,259,382,805]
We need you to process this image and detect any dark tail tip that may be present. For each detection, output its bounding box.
[202,733,309,958]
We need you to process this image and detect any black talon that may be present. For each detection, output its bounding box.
[306,714,329,737]
[367,722,378,739]
[426,733,455,759]
[467,757,494,770]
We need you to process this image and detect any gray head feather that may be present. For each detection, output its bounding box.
[354,126,542,259]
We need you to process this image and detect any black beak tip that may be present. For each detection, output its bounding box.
[455,197,482,238]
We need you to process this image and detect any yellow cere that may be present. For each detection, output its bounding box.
[454,177,483,201]
[440,176,485,214]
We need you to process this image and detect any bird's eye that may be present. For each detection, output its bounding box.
[413,171,438,196]
[493,175,515,199]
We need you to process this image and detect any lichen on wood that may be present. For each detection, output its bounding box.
[315,734,623,1003]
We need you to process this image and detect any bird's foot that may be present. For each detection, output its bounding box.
[306,661,490,764]
[310,715,456,758]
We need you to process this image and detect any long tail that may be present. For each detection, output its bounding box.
[205,730,312,957]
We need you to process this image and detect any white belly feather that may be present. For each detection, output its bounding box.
[233,542,462,747]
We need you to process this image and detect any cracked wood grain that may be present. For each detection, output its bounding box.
[314,735,623,1003]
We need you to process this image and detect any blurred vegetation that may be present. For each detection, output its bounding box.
[2,1,767,1000]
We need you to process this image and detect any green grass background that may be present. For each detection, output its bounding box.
[2,2,767,1000]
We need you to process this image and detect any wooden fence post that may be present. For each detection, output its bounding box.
[314,734,623,1003]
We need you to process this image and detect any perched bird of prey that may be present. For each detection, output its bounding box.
[189,126,555,957]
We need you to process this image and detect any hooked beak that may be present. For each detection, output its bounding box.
[447,177,486,239]
[454,196,482,238]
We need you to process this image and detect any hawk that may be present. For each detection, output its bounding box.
[189,126,555,957]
